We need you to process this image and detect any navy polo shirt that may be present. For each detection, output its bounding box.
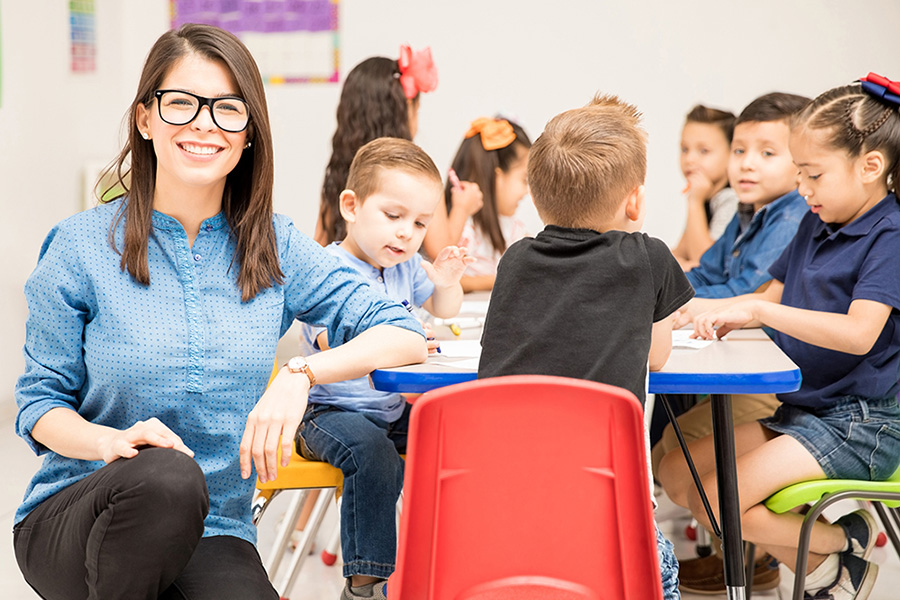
[769,193,900,408]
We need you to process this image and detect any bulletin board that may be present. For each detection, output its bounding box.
[171,0,340,84]
[70,0,97,73]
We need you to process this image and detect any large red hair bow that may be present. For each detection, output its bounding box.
[398,45,438,100]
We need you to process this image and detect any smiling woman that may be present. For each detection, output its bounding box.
[12,23,427,600]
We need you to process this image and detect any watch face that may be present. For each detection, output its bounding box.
[289,356,307,371]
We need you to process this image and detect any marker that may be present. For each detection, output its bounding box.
[448,168,462,191]
[449,323,462,336]
[404,299,441,352]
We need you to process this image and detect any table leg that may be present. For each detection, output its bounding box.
[710,393,746,600]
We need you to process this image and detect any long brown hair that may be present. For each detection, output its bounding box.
[319,57,412,245]
[446,119,531,254]
[794,83,900,193]
[101,23,280,301]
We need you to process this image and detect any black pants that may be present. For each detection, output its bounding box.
[13,447,278,600]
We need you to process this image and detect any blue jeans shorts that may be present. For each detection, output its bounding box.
[760,396,900,480]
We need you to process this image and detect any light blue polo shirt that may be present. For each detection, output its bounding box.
[301,242,435,422]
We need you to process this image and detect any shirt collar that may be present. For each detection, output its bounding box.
[151,209,227,232]
[329,241,384,279]
[812,193,899,241]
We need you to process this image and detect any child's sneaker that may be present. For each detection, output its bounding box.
[835,509,878,559]
[340,579,388,600]
[805,553,878,600]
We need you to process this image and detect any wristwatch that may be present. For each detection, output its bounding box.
[284,355,317,387]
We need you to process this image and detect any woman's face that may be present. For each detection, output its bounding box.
[136,53,248,201]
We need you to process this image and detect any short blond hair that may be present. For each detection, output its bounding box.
[527,94,647,227]
[346,137,442,201]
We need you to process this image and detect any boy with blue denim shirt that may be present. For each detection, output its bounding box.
[479,95,694,599]
[685,92,810,299]
[653,92,811,594]
[295,138,472,600]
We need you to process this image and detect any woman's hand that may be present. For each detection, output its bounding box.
[95,417,194,464]
[239,369,309,483]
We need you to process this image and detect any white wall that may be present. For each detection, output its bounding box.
[2,0,899,415]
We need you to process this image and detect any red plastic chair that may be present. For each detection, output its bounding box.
[388,375,664,600]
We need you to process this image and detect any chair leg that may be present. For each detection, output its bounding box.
[276,488,336,596]
[873,503,900,559]
[265,489,311,578]
[745,541,756,600]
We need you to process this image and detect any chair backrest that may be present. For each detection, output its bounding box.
[389,375,663,600]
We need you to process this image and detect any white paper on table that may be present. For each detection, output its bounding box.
[435,340,482,358]
[427,356,481,370]
[672,329,714,349]
[459,300,490,315]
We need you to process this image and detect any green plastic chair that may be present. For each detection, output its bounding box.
[761,466,900,600]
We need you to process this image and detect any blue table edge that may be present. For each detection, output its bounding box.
[371,367,802,395]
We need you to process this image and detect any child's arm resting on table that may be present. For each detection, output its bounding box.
[673,282,783,329]
[421,245,475,318]
[241,324,426,482]
[694,292,892,355]
[649,313,677,371]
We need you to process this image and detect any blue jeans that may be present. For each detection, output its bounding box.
[657,523,681,599]
[296,403,409,579]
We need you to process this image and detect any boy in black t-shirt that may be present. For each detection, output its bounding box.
[478,94,694,599]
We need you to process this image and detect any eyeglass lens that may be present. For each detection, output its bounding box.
[157,91,249,132]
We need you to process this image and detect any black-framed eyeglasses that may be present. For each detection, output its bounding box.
[153,89,250,133]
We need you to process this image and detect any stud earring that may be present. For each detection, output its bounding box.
[141,132,150,140]
[803,195,809,201]
[244,141,252,149]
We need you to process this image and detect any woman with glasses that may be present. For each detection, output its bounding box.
[13,24,426,600]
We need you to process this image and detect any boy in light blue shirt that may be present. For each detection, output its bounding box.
[295,137,472,600]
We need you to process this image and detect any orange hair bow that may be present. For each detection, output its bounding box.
[465,117,516,151]
[398,44,438,99]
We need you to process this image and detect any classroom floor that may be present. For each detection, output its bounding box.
[3,407,900,599]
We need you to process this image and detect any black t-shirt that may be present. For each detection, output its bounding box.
[478,225,694,404]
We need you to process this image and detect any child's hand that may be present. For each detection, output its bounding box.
[692,301,758,340]
[451,181,484,217]
[684,171,714,203]
[423,321,441,354]
[421,245,476,288]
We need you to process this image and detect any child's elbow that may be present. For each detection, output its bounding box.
[648,347,672,371]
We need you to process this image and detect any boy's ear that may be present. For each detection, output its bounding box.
[860,150,886,184]
[624,184,646,223]
[339,190,360,224]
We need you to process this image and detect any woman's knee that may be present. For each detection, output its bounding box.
[124,448,209,520]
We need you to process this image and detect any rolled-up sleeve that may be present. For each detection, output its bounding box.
[16,226,93,454]
[277,218,424,345]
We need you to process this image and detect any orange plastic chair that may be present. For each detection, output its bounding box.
[388,374,664,600]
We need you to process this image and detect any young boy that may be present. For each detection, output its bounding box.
[295,137,473,600]
[652,92,811,594]
[478,94,694,600]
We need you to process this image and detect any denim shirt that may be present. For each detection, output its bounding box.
[686,189,807,298]
[300,242,434,422]
[14,201,423,544]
